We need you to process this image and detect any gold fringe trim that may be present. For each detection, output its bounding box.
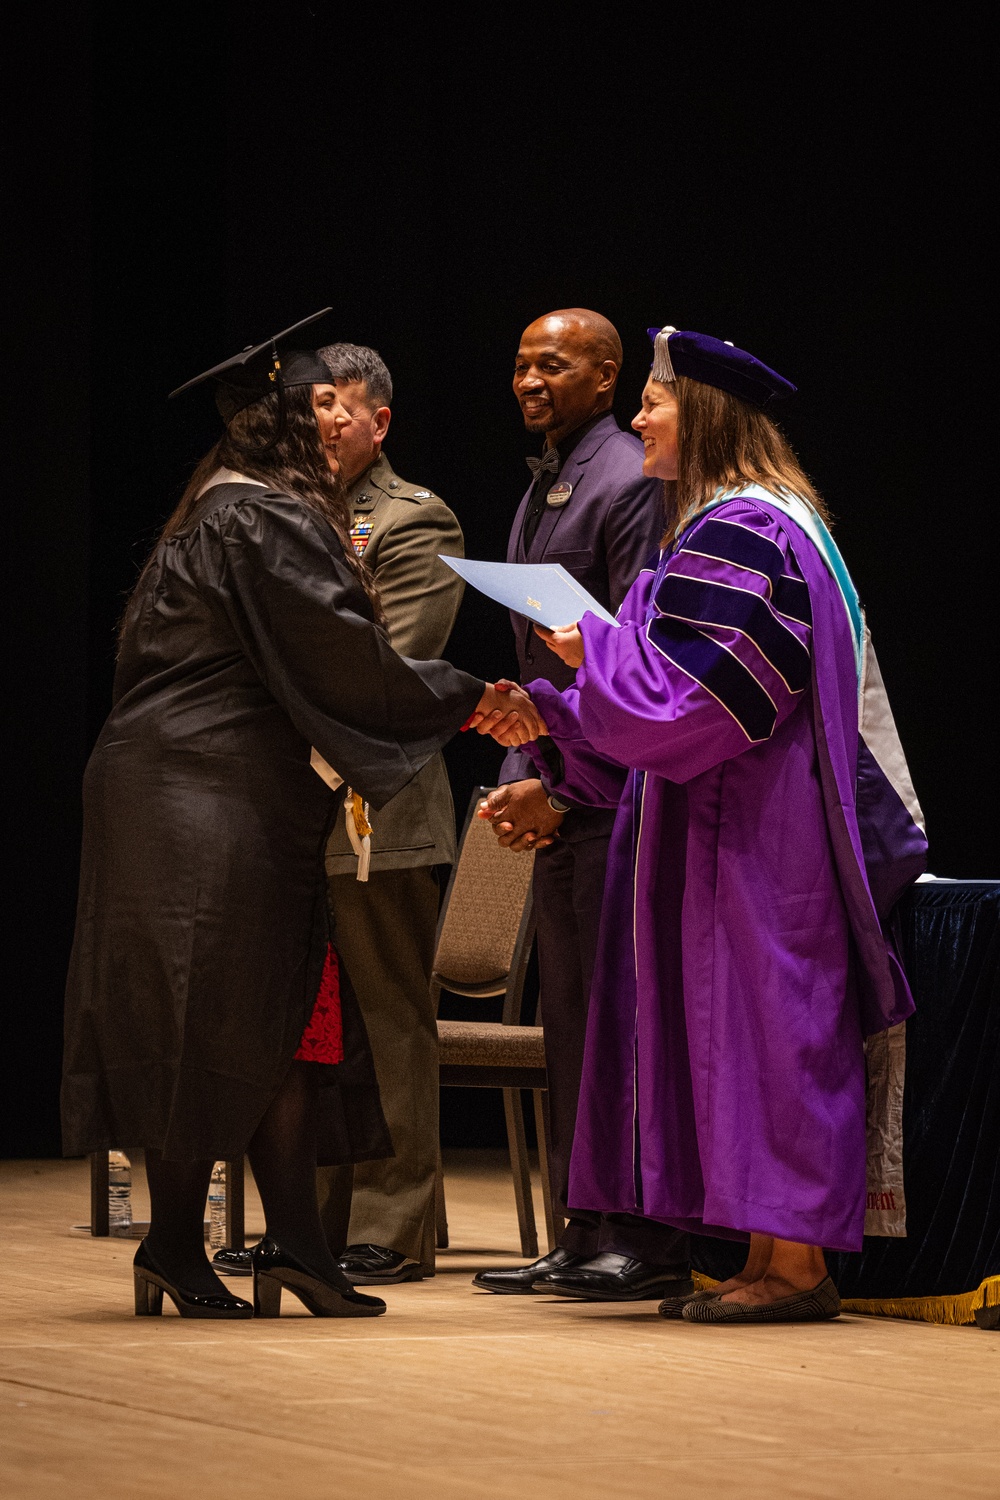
[691,1271,1000,1326]
[842,1275,1000,1327]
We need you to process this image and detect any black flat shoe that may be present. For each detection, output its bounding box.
[337,1244,430,1284]
[133,1240,254,1319]
[212,1246,254,1278]
[251,1235,387,1318]
[472,1247,589,1294]
[538,1251,695,1302]
[682,1275,841,1324]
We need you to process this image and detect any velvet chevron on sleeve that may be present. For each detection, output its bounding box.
[572,504,814,781]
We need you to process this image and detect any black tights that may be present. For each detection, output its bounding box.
[246,1061,341,1277]
[145,1062,340,1292]
[144,1152,218,1292]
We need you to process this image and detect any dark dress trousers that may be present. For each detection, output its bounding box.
[318,452,465,1269]
[501,413,689,1263]
[61,481,482,1165]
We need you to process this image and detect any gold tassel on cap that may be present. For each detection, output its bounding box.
[350,792,372,841]
[344,788,372,881]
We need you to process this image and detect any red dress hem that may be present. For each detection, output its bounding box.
[294,945,344,1064]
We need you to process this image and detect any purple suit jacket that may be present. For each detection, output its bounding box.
[500,411,664,801]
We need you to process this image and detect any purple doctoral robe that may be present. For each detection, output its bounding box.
[527,490,927,1253]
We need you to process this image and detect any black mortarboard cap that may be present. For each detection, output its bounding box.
[169,308,334,422]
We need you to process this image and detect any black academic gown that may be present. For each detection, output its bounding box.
[61,482,482,1164]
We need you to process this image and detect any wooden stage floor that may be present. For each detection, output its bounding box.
[2,1153,998,1499]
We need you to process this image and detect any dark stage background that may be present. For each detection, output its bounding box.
[4,5,995,1155]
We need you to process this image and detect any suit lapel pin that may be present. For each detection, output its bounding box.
[546,482,573,508]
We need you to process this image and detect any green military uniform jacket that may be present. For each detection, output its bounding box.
[325,451,465,876]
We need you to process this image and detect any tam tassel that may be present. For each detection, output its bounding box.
[651,325,678,384]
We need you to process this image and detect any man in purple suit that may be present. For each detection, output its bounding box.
[473,310,692,1300]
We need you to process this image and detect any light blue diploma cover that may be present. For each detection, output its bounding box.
[439,557,620,629]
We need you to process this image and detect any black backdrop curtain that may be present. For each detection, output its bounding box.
[3,3,997,1157]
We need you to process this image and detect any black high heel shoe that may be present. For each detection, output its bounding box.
[251,1235,387,1318]
[133,1239,254,1319]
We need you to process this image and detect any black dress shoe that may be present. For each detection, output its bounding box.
[212,1246,254,1277]
[538,1251,695,1302]
[251,1235,387,1318]
[337,1244,430,1285]
[472,1246,589,1294]
[133,1240,254,1319]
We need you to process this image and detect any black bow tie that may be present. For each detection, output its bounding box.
[526,448,561,479]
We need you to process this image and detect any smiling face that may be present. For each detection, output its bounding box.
[311,384,352,473]
[513,314,618,447]
[312,381,391,481]
[325,379,392,486]
[632,379,679,480]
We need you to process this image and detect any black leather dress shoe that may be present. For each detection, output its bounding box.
[212,1246,254,1277]
[538,1251,695,1302]
[337,1244,430,1284]
[472,1246,589,1294]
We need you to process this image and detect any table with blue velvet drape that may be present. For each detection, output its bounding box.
[692,879,1000,1323]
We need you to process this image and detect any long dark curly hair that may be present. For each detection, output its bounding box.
[123,384,380,640]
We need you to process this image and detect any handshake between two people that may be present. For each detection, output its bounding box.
[467,680,548,747]
[465,620,585,748]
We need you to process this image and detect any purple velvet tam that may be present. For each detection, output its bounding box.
[646,326,797,409]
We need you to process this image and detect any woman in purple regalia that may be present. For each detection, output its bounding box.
[521,326,927,1323]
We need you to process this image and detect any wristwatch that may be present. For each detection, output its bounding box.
[546,792,572,814]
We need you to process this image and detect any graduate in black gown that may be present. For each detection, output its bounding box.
[62,315,541,1320]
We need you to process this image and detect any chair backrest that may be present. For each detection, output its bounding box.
[433,788,535,1005]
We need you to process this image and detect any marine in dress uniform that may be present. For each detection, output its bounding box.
[313,346,465,1284]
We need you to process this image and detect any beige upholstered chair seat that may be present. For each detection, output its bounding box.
[432,789,560,1258]
[437,1020,545,1069]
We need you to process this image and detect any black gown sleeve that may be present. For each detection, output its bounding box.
[214,493,483,808]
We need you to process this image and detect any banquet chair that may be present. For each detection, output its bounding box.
[433,788,561,1258]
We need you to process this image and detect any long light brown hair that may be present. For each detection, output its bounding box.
[122,384,381,643]
[662,375,830,547]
